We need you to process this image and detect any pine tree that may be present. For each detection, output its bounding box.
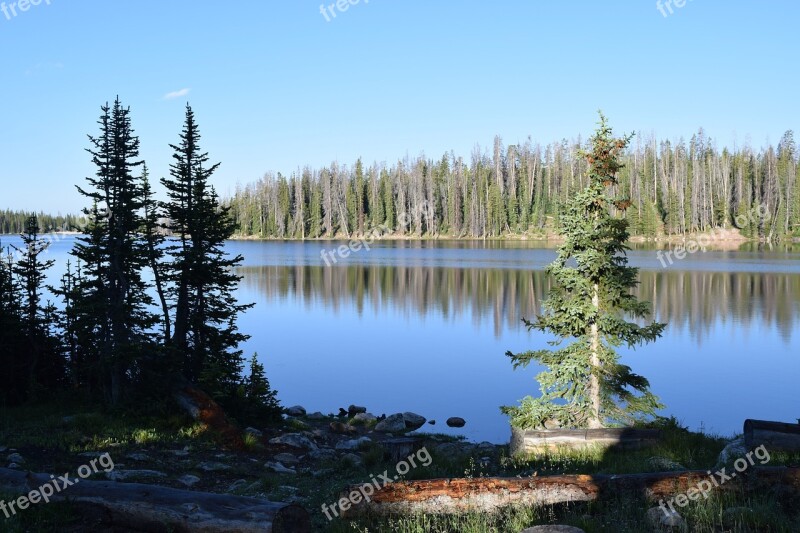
[502,114,666,429]
[238,352,281,423]
[162,104,253,401]
[72,99,158,405]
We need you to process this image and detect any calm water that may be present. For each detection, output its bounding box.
[4,236,799,443]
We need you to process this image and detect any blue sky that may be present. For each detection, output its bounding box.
[1,0,797,214]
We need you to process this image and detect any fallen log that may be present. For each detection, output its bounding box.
[339,467,800,518]
[510,427,661,456]
[0,467,310,533]
[744,419,800,452]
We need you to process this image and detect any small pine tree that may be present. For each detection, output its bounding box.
[239,353,281,423]
[502,114,666,430]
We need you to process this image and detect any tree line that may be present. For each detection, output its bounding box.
[227,129,800,240]
[0,210,87,235]
[0,99,279,424]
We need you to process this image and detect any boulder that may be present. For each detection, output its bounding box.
[340,453,364,468]
[307,411,327,420]
[646,507,687,530]
[308,448,337,461]
[6,453,24,464]
[269,433,319,451]
[244,427,263,438]
[374,414,407,433]
[446,417,466,428]
[197,461,231,472]
[329,422,359,435]
[335,437,372,451]
[716,437,746,467]
[402,412,426,430]
[177,474,200,488]
[273,453,300,465]
[265,461,296,474]
[351,412,377,425]
[348,405,367,416]
[285,405,306,417]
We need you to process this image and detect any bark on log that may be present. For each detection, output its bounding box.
[173,380,245,450]
[510,427,661,456]
[339,467,800,518]
[0,467,310,532]
[744,419,800,452]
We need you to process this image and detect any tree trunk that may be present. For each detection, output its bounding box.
[339,467,800,518]
[588,283,602,428]
[0,468,310,532]
[744,419,800,452]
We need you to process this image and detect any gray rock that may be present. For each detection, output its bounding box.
[265,461,296,474]
[6,453,24,464]
[197,461,231,472]
[273,452,300,465]
[7,463,20,469]
[106,470,166,481]
[269,433,319,451]
[446,417,466,428]
[646,506,687,530]
[520,526,585,533]
[717,437,746,467]
[306,411,327,420]
[126,452,151,462]
[167,449,189,457]
[374,413,407,433]
[285,405,306,417]
[228,479,248,492]
[351,412,377,425]
[312,468,335,478]
[308,448,337,461]
[340,453,364,468]
[244,427,263,438]
[0,446,7,453]
[402,412,427,430]
[335,436,372,451]
[436,442,472,456]
[177,474,200,487]
[348,405,367,416]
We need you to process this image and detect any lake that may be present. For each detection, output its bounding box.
[3,235,799,443]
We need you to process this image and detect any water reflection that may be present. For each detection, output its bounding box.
[239,265,800,343]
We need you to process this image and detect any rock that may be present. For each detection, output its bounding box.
[126,452,151,462]
[647,456,686,472]
[244,427,263,438]
[285,405,306,417]
[78,451,106,458]
[428,420,436,425]
[268,433,319,451]
[273,453,300,465]
[286,419,310,430]
[106,470,167,481]
[348,405,367,416]
[721,507,756,528]
[436,442,473,456]
[520,526,585,533]
[717,437,746,467]
[197,461,231,472]
[477,441,497,452]
[167,449,189,457]
[308,448,337,461]
[446,417,466,428]
[375,413,407,433]
[265,461,296,474]
[402,412,427,430]
[329,422,359,435]
[6,453,24,464]
[177,474,200,488]
[336,436,372,451]
[0,446,7,453]
[312,468,335,478]
[228,479,248,492]
[7,463,20,469]
[340,453,363,468]
[351,412,377,425]
[646,507,686,530]
[307,411,327,420]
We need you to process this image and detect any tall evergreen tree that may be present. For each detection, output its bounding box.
[71,98,158,405]
[162,104,253,400]
[502,114,666,429]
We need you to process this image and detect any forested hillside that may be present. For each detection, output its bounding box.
[0,210,86,235]
[227,129,800,240]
